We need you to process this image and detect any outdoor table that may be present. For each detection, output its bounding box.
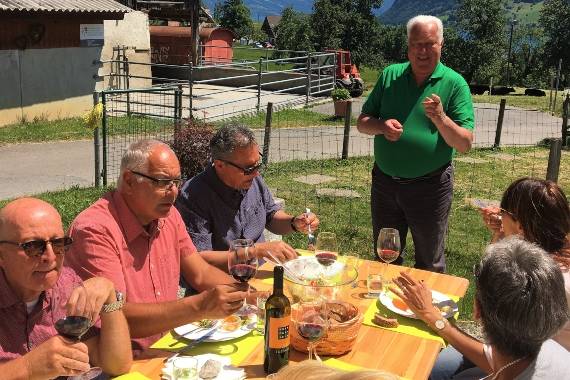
[126,258,469,380]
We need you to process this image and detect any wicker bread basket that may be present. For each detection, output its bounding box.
[290,301,363,356]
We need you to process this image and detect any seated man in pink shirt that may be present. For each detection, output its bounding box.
[0,198,132,379]
[66,140,248,354]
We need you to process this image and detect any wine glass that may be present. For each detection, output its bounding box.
[53,282,102,380]
[376,228,401,285]
[293,298,328,361]
[228,239,258,314]
[315,232,338,268]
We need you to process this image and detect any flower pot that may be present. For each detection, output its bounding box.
[334,99,352,118]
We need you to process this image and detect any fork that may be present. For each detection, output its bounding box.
[166,326,220,362]
[306,207,316,250]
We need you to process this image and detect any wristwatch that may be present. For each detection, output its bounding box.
[102,291,124,313]
[433,317,448,331]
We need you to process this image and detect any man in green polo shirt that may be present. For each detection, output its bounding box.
[357,15,474,272]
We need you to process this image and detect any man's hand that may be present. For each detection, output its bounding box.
[197,283,249,319]
[253,241,298,263]
[423,94,445,123]
[390,272,441,326]
[67,277,116,323]
[292,212,319,234]
[23,335,90,380]
[382,119,404,141]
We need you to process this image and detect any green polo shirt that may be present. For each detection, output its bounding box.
[362,61,474,178]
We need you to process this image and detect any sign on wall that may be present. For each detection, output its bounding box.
[80,24,104,47]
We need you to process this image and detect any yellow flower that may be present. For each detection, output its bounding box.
[83,102,104,130]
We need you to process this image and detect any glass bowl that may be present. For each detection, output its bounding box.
[283,256,358,303]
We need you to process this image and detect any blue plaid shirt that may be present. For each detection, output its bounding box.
[175,165,281,251]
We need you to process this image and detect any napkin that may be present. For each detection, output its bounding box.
[162,354,245,380]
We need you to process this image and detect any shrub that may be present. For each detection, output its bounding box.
[331,87,351,101]
[170,119,215,181]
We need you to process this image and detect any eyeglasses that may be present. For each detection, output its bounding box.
[473,262,481,279]
[131,170,182,189]
[0,237,73,258]
[219,155,264,176]
[499,208,516,220]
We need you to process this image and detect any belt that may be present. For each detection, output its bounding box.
[380,162,451,184]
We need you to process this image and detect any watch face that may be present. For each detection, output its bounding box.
[435,319,446,330]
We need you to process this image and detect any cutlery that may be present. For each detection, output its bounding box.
[306,207,316,250]
[265,250,304,283]
[168,321,219,347]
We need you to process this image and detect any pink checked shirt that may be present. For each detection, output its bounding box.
[66,191,197,353]
[0,267,98,362]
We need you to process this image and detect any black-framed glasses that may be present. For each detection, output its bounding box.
[0,237,73,258]
[130,170,182,189]
[473,262,481,279]
[219,154,264,176]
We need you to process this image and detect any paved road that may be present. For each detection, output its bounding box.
[0,101,562,200]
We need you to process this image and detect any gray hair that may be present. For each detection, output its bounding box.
[476,236,569,358]
[118,139,169,186]
[210,124,257,161]
[407,15,444,43]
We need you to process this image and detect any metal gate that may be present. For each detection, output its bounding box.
[97,86,182,186]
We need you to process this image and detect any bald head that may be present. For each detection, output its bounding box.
[0,198,62,241]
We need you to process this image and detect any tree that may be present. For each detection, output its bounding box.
[275,7,313,52]
[214,0,253,39]
[311,0,384,67]
[452,0,508,83]
[540,0,570,83]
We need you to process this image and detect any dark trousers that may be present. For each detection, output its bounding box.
[371,163,453,273]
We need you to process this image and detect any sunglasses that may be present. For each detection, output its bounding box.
[131,170,182,189]
[499,208,516,220]
[0,236,73,258]
[219,154,264,176]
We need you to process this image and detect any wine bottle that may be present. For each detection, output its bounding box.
[263,265,291,374]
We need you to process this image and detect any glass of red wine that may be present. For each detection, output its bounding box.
[376,228,401,287]
[293,298,328,361]
[54,283,102,380]
[228,239,258,314]
[314,232,338,269]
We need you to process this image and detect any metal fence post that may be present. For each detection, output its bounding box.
[306,52,312,105]
[257,58,263,112]
[93,92,101,188]
[124,53,131,117]
[101,91,108,186]
[188,61,193,119]
[494,99,507,149]
[546,138,562,182]
[262,102,274,167]
[342,101,352,159]
[175,86,182,121]
[562,94,569,147]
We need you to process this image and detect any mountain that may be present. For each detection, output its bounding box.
[201,0,543,25]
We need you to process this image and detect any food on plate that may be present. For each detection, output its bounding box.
[194,319,215,329]
[198,359,222,379]
[392,298,410,313]
[373,313,399,328]
[221,315,241,331]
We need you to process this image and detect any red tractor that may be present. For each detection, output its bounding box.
[327,49,364,97]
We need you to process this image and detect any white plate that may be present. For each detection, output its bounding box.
[379,290,458,319]
[283,255,345,281]
[173,315,257,342]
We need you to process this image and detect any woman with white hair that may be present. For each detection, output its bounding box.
[393,237,570,379]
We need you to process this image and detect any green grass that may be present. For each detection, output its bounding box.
[233,44,295,71]
[0,116,175,145]
[226,108,356,129]
[359,66,380,93]
[473,88,566,117]
[2,146,569,321]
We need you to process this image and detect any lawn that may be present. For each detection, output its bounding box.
[3,145,567,322]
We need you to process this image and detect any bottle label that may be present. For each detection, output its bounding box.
[268,316,290,349]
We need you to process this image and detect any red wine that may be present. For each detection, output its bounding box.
[55,316,91,340]
[379,249,399,263]
[315,251,337,267]
[264,266,291,374]
[230,264,257,282]
[297,322,325,342]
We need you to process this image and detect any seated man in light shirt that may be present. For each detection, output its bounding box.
[65,140,248,355]
[176,123,320,269]
[0,198,132,379]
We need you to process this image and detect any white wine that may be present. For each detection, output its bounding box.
[263,266,291,374]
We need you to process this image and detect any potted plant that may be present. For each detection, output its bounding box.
[331,87,352,118]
